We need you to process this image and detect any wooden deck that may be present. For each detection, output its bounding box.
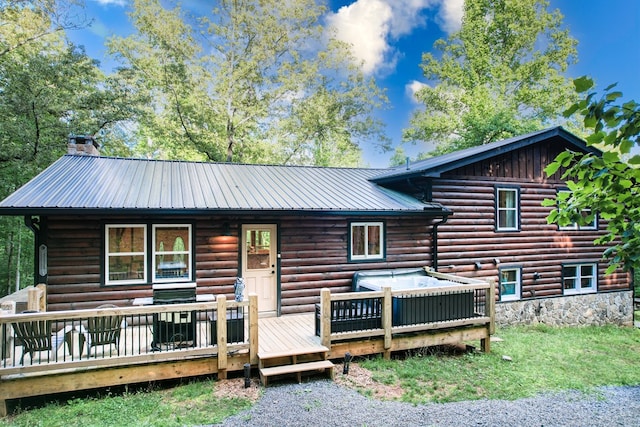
[0,274,495,412]
[257,314,334,386]
[258,314,321,354]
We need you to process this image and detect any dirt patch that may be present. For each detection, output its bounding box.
[213,376,262,402]
[333,362,404,401]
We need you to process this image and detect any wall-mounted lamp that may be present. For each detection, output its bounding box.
[493,258,500,265]
[533,272,541,280]
[474,261,482,270]
[222,222,231,236]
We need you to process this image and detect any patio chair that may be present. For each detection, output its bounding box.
[12,316,73,365]
[79,304,123,358]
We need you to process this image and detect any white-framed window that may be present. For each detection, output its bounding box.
[350,222,384,261]
[152,224,192,283]
[562,263,597,295]
[496,187,520,231]
[105,223,193,285]
[105,224,147,285]
[557,190,598,231]
[499,267,521,301]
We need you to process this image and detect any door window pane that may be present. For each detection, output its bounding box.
[246,229,271,270]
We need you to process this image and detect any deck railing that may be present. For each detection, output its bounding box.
[0,295,258,376]
[318,271,495,353]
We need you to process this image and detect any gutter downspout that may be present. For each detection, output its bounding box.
[431,214,449,272]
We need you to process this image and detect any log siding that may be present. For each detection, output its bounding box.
[43,215,437,313]
[432,151,629,300]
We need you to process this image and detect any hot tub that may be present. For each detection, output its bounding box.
[353,268,475,326]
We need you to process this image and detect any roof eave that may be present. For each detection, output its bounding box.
[0,207,450,217]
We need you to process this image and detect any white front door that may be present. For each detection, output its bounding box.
[241,224,278,314]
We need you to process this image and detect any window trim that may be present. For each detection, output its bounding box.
[499,266,522,302]
[562,262,598,295]
[152,223,193,283]
[105,224,147,286]
[495,186,520,232]
[556,189,598,231]
[348,221,385,262]
[103,222,194,286]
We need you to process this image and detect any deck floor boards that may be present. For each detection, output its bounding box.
[258,314,323,356]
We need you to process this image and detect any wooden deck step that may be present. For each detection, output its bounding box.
[258,345,329,361]
[259,360,334,386]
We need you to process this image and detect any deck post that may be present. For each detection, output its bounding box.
[481,279,496,353]
[382,286,392,359]
[217,295,228,379]
[248,294,258,365]
[27,286,40,312]
[320,288,331,349]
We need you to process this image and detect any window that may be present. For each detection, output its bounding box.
[350,222,384,261]
[153,225,192,282]
[105,223,193,285]
[562,263,597,295]
[557,190,597,230]
[499,267,521,301]
[496,187,519,231]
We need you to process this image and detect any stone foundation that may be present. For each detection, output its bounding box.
[495,291,633,327]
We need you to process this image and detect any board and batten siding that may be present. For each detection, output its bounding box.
[43,214,436,312]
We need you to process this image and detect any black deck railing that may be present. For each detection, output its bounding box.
[0,298,251,373]
[318,272,495,350]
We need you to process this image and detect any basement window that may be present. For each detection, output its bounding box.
[499,267,521,301]
[562,263,597,295]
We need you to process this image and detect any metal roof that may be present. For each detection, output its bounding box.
[371,126,600,183]
[0,155,448,216]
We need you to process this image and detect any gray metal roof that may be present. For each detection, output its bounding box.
[371,126,600,183]
[0,155,448,216]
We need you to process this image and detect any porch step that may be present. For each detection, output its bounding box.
[258,345,333,386]
[259,360,334,386]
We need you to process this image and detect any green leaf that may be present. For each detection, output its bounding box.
[605,91,623,101]
[628,155,640,165]
[563,103,579,118]
[603,82,618,91]
[573,76,594,93]
[544,161,562,176]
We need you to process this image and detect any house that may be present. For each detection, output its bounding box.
[0,127,632,326]
[372,126,632,326]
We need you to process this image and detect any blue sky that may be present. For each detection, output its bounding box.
[71,0,639,167]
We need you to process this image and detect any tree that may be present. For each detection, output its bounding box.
[0,1,144,294]
[404,0,578,154]
[543,77,640,273]
[108,0,389,166]
[0,0,89,57]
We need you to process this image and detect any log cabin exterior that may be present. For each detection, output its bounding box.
[372,127,632,325]
[0,127,633,326]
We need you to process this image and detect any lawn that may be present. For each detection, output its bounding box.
[358,324,640,404]
[0,325,638,426]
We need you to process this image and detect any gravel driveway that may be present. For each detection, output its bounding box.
[215,381,640,427]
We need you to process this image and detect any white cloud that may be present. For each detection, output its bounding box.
[436,0,464,33]
[91,0,127,6]
[326,0,394,75]
[406,80,428,103]
[327,0,464,75]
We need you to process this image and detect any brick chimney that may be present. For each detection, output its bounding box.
[67,135,100,156]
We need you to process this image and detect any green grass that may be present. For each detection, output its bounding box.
[1,325,639,424]
[360,325,640,404]
[0,378,253,427]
